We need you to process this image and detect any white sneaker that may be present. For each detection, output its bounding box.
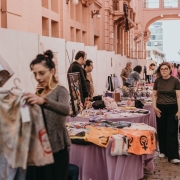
[158,153,165,158]
[170,159,180,164]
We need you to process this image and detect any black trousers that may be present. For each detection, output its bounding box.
[26,147,69,180]
[156,104,179,161]
[145,75,150,83]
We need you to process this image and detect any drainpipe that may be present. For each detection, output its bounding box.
[1,0,7,28]
[105,0,110,51]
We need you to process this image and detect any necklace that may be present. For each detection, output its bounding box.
[49,75,58,90]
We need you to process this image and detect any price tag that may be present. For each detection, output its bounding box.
[20,105,31,123]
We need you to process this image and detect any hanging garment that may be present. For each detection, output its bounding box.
[112,76,121,89]
[0,90,54,169]
[105,76,114,91]
[0,55,14,87]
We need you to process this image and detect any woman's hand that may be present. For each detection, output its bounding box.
[176,111,180,120]
[153,106,161,118]
[23,93,45,105]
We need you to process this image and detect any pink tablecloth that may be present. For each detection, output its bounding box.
[70,141,155,180]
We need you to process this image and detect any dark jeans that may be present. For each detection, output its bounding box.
[145,75,150,83]
[68,164,79,180]
[156,103,179,161]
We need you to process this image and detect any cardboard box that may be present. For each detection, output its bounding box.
[105,92,120,102]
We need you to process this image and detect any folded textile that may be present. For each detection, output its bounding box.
[103,97,117,110]
[123,123,156,133]
[111,134,129,156]
[85,126,118,148]
[118,129,156,155]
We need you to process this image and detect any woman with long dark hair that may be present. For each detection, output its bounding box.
[152,62,180,164]
[25,50,71,180]
[125,65,142,86]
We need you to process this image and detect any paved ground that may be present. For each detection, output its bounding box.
[140,131,180,180]
[141,152,180,180]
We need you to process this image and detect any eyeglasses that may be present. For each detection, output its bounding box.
[160,68,169,71]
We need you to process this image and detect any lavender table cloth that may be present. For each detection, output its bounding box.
[68,110,155,180]
[70,141,155,180]
[144,104,156,129]
[67,113,150,125]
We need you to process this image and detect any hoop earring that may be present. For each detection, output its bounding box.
[48,74,58,90]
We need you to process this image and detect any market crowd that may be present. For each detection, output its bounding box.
[0,49,180,180]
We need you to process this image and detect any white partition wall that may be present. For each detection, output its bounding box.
[130,58,138,69]
[17,31,39,92]
[0,27,142,93]
[85,46,98,94]
[96,50,108,95]
[65,41,85,70]
[106,51,115,77]
[0,29,19,90]
[38,36,67,88]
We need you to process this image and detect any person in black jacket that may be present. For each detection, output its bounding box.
[68,51,89,104]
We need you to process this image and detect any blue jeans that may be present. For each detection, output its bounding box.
[0,155,26,180]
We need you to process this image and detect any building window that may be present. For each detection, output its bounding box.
[143,0,159,8]
[113,0,119,10]
[94,35,99,48]
[51,0,59,13]
[76,29,81,42]
[42,17,49,36]
[146,51,151,57]
[71,27,74,41]
[164,0,178,8]
[70,0,75,20]
[42,0,48,9]
[51,20,59,38]
[151,35,156,40]
[82,31,87,44]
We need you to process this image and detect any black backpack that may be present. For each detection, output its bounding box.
[92,100,105,109]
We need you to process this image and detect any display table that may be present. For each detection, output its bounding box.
[67,110,156,180]
[144,103,156,129]
[70,140,155,180]
[67,109,151,126]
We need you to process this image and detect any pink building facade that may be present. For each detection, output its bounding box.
[1,0,180,59]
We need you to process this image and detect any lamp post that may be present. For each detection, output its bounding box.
[91,10,101,18]
[66,0,79,5]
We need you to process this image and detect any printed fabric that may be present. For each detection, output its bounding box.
[111,134,129,156]
[0,90,54,169]
[85,126,119,148]
[118,129,156,155]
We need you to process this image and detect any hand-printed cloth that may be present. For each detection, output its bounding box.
[0,90,54,169]
[118,129,156,155]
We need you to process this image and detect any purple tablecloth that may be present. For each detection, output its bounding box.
[144,104,156,129]
[70,141,155,180]
[67,113,150,126]
[68,110,155,180]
